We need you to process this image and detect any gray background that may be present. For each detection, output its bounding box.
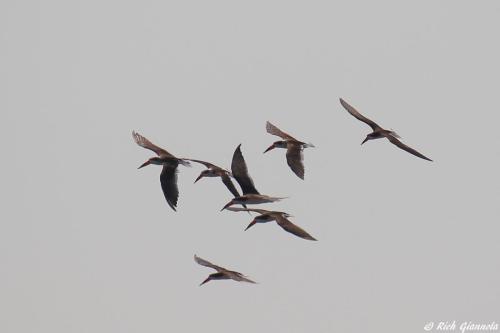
[2,1,499,332]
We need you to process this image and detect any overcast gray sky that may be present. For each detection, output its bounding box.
[2,1,500,332]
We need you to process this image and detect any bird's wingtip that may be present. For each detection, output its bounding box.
[305,142,315,148]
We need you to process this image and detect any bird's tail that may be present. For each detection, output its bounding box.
[179,159,192,167]
[303,142,315,148]
[389,129,401,139]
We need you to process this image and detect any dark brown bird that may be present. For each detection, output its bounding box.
[187,159,241,198]
[221,144,286,210]
[264,121,315,179]
[339,98,432,161]
[227,207,317,241]
[194,255,256,286]
[132,131,191,211]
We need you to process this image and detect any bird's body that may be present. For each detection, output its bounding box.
[264,121,314,179]
[339,98,432,161]
[194,255,256,285]
[132,131,191,211]
[221,144,287,210]
[227,207,317,241]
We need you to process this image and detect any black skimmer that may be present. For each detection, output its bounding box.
[339,98,432,161]
[132,131,191,211]
[221,144,286,210]
[227,207,317,241]
[194,255,256,286]
[188,159,241,198]
[264,121,314,179]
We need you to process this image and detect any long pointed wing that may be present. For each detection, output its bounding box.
[226,207,270,215]
[276,216,317,241]
[221,174,241,198]
[231,144,259,195]
[286,144,305,180]
[186,158,219,170]
[160,164,179,211]
[266,121,297,140]
[194,255,226,272]
[228,271,257,284]
[386,135,433,161]
[339,98,380,131]
[132,131,172,157]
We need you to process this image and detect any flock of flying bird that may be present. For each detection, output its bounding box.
[133,98,432,285]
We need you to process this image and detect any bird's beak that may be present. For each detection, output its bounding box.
[138,160,151,169]
[245,220,257,231]
[263,144,275,153]
[221,201,234,211]
[199,277,210,286]
[194,174,203,183]
[361,137,369,145]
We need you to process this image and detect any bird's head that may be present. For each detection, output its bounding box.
[194,170,211,183]
[361,134,376,145]
[264,141,286,153]
[138,157,163,169]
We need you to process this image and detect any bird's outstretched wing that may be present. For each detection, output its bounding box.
[386,135,432,161]
[194,255,226,272]
[132,131,172,157]
[221,174,241,198]
[228,271,257,284]
[160,164,179,211]
[275,215,317,241]
[339,98,381,131]
[266,121,297,140]
[231,144,259,195]
[286,144,305,179]
[187,159,219,169]
[226,207,270,215]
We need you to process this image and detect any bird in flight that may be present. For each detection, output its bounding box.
[339,98,432,161]
[187,158,242,199]
[227,207,317,241]
[264,121,315,179]
[132,131,191,211]
[221,144,286,210]
[194,255,256,286]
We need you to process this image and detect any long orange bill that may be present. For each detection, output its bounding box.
[263,145,275,153]
[194,174,203,183]
[244,220,257,231]
[221,201,234,211]
[138,160,151,169]
[199,277,211,286]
